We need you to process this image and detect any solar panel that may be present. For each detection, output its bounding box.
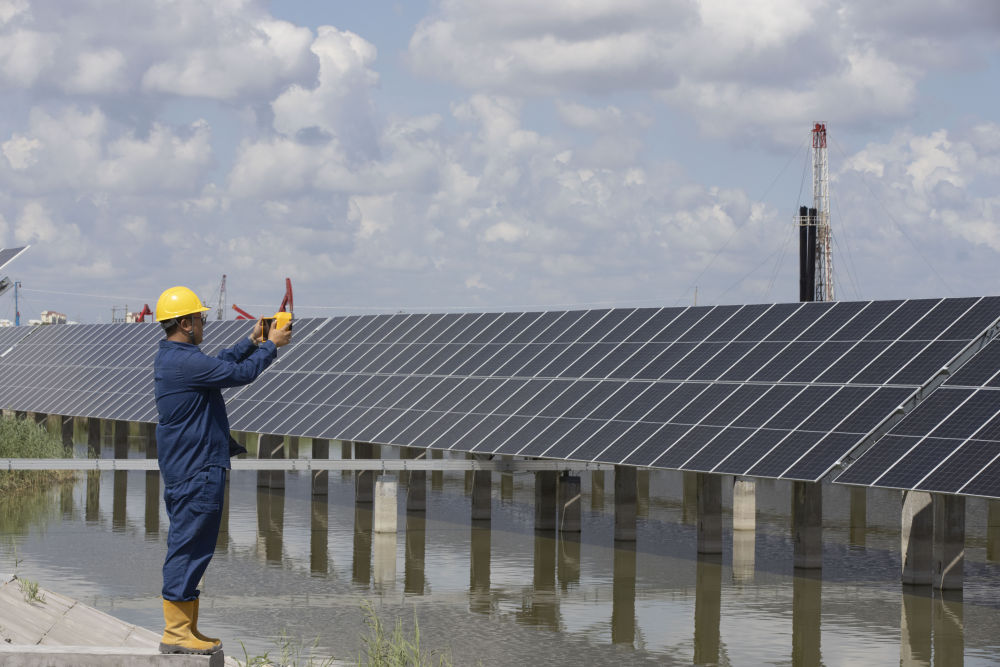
[0,246,29,272]
[835,301,1000,500]
[0,297,998,488]
[222,297,1000,482]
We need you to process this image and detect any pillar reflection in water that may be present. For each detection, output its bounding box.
[694,554,721,665]
[792,571,821,667]
[60,480,74,517]
[933,591,964,667]
[557,533,580,591]
[611,541,636,646]
[682,471,698,526]
[517,530,558,630]
[353,503,373,587]
[469,522,491,614]
[373,532,396,592]
[900,588,932,665]
[500,472,513,503]
[591,471,605,511]
[987,500,1000,562]
[404,513,426,595]
[310,494,329,575]
[112,471,127,532]
[86,471,100,522]
[256,487,284,565]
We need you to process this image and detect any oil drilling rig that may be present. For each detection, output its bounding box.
[799,122,834,302]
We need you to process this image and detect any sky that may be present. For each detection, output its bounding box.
[0,0,998,323]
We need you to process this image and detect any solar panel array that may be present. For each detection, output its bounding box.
[223,297,1000,483]
[0,246,29,272]
[836,337,1000,498]
[0,296,998,491]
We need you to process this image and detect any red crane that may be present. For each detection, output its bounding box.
[232,278,293,321]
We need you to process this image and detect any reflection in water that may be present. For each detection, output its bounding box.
[611,541,636,646]
[682,472,697,526]
[934,591,964,667]
[145,471,159,538]
[112,471,127,532]
[256,488,284,565]
[901,588,932,664]
[85,471,100,522]
[353,504,373,587]
[694,555,721,665]
[373,532,396,592]
[310,495,328,575]
[988,501,999,562]
[518,530,559,630]
[404,512,426,595]
[591,471,605,511]
[500,472,513,503]
[792,571,822,666]
[470,523,490,614]
[60,480,73,517]
[732,530,754,584]
[557,533,580,591]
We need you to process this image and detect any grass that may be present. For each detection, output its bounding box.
[233,601,453,667]
[17,576,44,604]
[0,415,74,496]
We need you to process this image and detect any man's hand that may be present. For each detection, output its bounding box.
[251,318,264,344]
[268,321,292,348]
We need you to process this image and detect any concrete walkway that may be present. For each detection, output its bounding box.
[0,573,228,666]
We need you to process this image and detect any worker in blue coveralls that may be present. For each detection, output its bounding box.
[153,285,291,655]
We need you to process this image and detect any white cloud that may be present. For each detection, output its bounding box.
[2,134,41,170]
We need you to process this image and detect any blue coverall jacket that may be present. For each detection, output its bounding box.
[154,335,277,600]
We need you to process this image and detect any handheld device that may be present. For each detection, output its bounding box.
[261,311,293,340]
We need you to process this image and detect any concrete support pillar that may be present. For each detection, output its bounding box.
[933,494,965,591]
[113,420,128,459]
[535,470,558,531]
[464,452,474,494]
[142,422,158,537]
[60,415,74,449]
[901,490,934,586]
[85,470,100,522]
[849,486,867,548]
[614,465,637,542]
[374,476,398,533]
[408,469,427,513]
[87,418,101,455]
[310,492,329,575]
[591,470,605,511]
[217,471,230,550]
[112,470,127,532]
[636,469,650,518]
[469,523,491,614]
[311,438,329,496]
[373,531,397,592]
[732,527,755,584]
[355,441,375,503]
[30,411,47,425]
[257,433,285,489]
[792,572,822,666]
[500,472,514,502]
[471,470,492,522]
[732,478,756,531]
[341,440,352,479]
[988,500,1000,562]
[682,471,698,525]
[431,448,444,490]
[286,436,299,460]
[404,513,426,595]
[558,474,582,533]
[900,589,932,665]
[693,555,722,666]
[792,481,823,569]
[697,473,723,555]
[611,542,637,646]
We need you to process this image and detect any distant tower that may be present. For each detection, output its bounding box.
[812,122,834,301]
[798,122,834,303]
[216,274,227,321]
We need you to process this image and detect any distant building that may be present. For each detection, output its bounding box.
[40,310,67,325]
[0,319,11,327]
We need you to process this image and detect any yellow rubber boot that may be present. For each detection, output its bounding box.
[159,599,221,654]
[192,598,222,648]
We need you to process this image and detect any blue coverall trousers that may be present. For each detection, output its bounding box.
[162,466,226,601]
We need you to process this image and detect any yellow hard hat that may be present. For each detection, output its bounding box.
[155,286,210,322]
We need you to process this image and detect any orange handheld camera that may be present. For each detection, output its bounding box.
[261,311,293,339]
